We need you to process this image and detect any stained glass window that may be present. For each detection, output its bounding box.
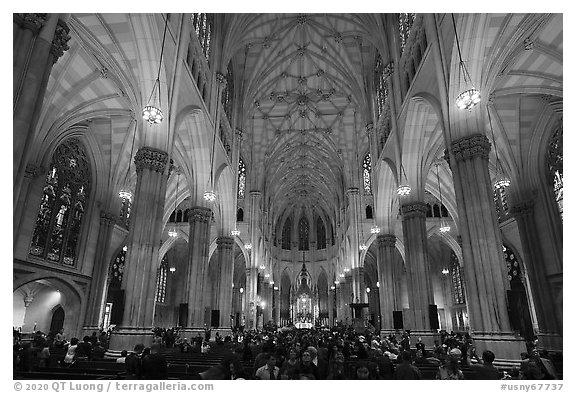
[374,53,388,119]
[282,218,291,250]
[119,195,131,228]
[398,13,416,54]
[503,244,523,285]
[192,13,213,62]
[221,63,234,121]
[155,257,168,303]
[298,217,309,251]
[316,217,326,250]
[238,158,246,199]
[450,252,465,305]
[363,153,372,195]
[493,187,509,222]
[29,138,91,266]
[547,125,563,220]
[110,246,126,289]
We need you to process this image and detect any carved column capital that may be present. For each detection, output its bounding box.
[24,163,45,179]
[377,234,396,248]
[134,146,169,173]
[100,210,117,226]
[188,206,212,223]
[401,201,428,219]
[510,199,535,218]
[50,20,71,63]
[450,134,491,162]
[20,13,46,34]
[217,236,235,249]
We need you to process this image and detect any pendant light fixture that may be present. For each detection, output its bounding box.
[452,14,481,111]
[435,162,451,233]
[397,162,411,196]
[142,15,169,125]
[203,84,220,203]
[487,106,511,189]
[168,169,180,238]
[119,120,137,202]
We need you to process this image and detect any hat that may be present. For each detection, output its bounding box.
[371,340,380,349]
[449,348,462,358]
[358,335,365,342]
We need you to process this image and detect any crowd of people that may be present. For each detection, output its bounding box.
[13,325,561,380]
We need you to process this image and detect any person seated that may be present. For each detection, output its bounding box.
[436,348,464,380]
[393,351,422,380]
[201,340,210,354]
[91,342,106,359]
[255,353,280,380]
[116,350,128,364]
[75,336,92,360]
[470,350,500,379]
[141,343,167,379]
[180,338,192,353]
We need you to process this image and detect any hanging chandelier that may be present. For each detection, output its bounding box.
[168,169,180,238]
[118,190,132,201]
[359,244,368,251]
[452,14,481,111]
[142,16,169,124]
[370,225,381,234]
[245,243,253,250]
[231,228,240,236]
[119,119,138,202]
[397,162,411,196]
[435,162,451,233]
[442,268,449,275]
[487,105,511,189]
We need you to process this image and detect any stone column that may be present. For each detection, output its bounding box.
[447,134,523,358]
[83,211,116,332]
[14,164,45,247]
[401,202,434,333]
[327,286,334,327]
[377,234,398,333]
[345,274,353,323]
[14,15,70,204]
[510,199,562,349]
[347,188,361,298]
[366,122,380,175]
[109,147,170,350]
[214,236,234,328]
[244,267,258,329]
[185,206,212,328]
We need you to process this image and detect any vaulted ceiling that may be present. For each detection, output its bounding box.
[224,14,384,229]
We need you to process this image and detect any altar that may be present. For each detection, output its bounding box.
[295,322,313,329]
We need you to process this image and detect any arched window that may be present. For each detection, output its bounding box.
[282,218,291,250]
[110,246,127,289]
[365,205,373,219]
[374,53,389,118]
[191,13,213,62]
[119,195,132,228]
[236,208,244,222]
[547,124,563,220]
[169,210,176,222]
[183,209,189,222]
[450,252,465,305]
[155,257,168,303]
[398,13,416,54]
[298,217,309,251]
[316,217,326,250]
[433,204,441,218]
[237,158,246,199]
[176,210,183,222]
[493,187,510,222]
[29,138,91,266]
[362,153,372,195]
[221,63,234,121]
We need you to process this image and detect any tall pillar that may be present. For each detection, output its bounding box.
[344,275,353,324]
[14,164,45,248]
[14,14,70,206]
[215,236,234,329]
[347,188,361,299]
[327,286,334,327]
[401,202,434,333]
[244,267,257,329]
[185,206,212,327]
[447,134,523,358]
[109,147,170,350]
[83,211,116,333]
[510,199,562,349]
[377,234,398,333]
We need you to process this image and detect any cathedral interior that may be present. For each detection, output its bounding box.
[13,13,563,359]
